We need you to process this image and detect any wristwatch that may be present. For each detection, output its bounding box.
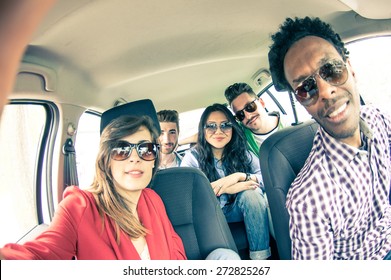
[245,173,251,181]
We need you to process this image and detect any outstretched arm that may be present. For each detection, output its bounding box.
[0,0,56,119]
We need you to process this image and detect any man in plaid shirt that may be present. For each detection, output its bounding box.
[268,17,391,259]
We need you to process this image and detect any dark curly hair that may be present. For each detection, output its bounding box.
[268,16,349,92]
[195,103,253,182]
[224,82,257,106]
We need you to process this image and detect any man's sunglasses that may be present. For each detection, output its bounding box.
[293,59,349,106]
[204,121,233,134]
[111,141,158,161]
[234,99,258,122]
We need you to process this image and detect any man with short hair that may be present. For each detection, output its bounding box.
[224,82,289,156]
[268,16,391,259]
[157,110,182,169]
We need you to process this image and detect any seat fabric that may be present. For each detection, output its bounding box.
[259,120,318,260]
[150,167,238,260]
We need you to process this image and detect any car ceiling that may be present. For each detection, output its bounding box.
[21,0,391,114]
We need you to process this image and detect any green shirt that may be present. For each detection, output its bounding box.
[242,112,288,157]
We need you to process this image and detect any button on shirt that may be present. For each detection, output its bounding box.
[286,106,391,259]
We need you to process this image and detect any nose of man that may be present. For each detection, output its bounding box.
[316,76,338,102]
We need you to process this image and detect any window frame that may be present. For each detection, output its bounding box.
[5,100,59,233]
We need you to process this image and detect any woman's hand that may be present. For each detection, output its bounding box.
[211,173,259,196]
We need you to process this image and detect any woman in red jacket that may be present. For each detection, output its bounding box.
[0,115,186,260]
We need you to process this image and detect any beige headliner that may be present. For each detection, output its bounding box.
[18,0,391,113]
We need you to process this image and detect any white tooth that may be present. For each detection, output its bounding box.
[329,103,347,118]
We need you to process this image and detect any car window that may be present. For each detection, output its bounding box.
[0,103,49,246]
[260,85,312,125]
[347,36,391,115]
[178,108,205,146]
[75,112,101,189]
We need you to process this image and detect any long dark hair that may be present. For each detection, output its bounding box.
[195,103,253,182]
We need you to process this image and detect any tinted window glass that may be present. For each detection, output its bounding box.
[260,86,312,125]
[0,104,47,246]
[75,112,101,189]
[347,36,391,115]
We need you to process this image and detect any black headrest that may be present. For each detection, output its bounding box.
[100,99,161,135]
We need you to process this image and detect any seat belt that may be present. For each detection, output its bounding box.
[62,137,79,189]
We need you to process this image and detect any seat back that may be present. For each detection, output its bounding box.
[259,120,318,259]
[150,167,238,260]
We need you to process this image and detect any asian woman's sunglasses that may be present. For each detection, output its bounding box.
[204,121,233,134]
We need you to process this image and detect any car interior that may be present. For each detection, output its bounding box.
[1,0,391,260]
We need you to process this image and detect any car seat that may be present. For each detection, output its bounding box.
[259,119,318,259]
[150,167,238,259]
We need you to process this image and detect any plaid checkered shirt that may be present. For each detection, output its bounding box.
[286,106,391,259]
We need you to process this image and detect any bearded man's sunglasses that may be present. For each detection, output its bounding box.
[234,99,258,122]
[293,59,349,106]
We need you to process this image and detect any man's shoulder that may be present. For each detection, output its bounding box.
[174,151,183,160]
[360,105,391,134]
[361,105,390,122]
[180,147,200,167]
[287,141,326,202]
[183,146,198,156]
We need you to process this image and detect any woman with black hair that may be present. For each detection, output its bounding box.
[181,103,271,260]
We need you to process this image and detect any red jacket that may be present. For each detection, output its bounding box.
[1,187,186,260]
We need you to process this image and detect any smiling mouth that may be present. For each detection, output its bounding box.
[327,102,347,118]
[246,115,258,125]
[126,170,143,175]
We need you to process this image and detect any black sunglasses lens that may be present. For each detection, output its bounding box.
[235,111,245,121]
[295,77,318,106]
[245,101,257,113]
[137,143,157,161]
[235,100,257,121]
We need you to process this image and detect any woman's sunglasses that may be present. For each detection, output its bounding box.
[293,59,349,106]
[204,121,233,134]
[111,141,158,161]
[234,99,258,122]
